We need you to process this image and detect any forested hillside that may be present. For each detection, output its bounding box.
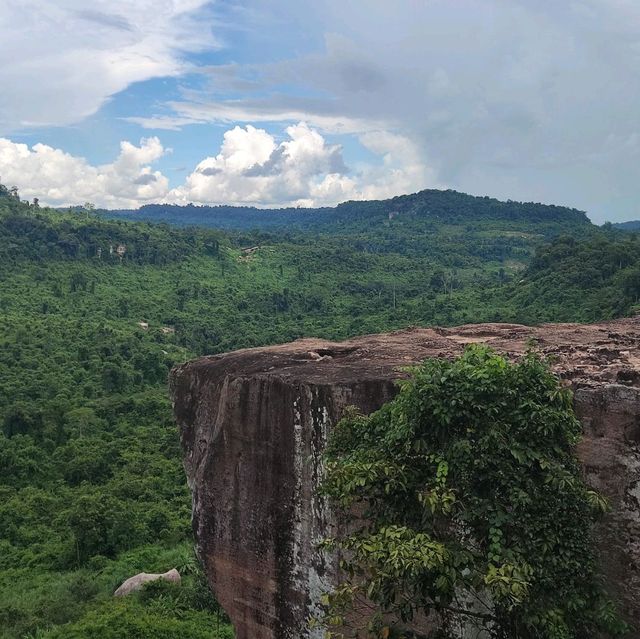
[0,188,233,638]
[613,220,640,232]
[1,182,639,638]
[100,188,590,233]
[489,234,640,323]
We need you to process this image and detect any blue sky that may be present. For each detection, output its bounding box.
[1,1,639,222]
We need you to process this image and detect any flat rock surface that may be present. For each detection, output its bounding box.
[177,318,640,388]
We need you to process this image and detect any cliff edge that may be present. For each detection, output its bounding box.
[170,320,640,638]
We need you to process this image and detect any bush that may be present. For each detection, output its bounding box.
[39,599,231,639]
[322,346,626,639]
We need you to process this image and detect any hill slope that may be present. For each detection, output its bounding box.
[1,184,638,638]
[612,220,640,232]
[100,188,591,233]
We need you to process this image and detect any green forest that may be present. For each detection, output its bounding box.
[2,182,640,638]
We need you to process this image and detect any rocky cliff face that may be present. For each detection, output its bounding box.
[170,320,640,639]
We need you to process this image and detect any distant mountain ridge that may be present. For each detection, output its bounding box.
[612,220,640,231]
[99,188,591,231]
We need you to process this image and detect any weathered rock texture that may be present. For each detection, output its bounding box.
[170,320,640,639]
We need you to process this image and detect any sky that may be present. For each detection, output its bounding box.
[0,1,639,222]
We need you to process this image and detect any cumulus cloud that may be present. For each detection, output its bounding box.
[168,122,432,206]
[134,0,640,220]
[355,131,442,201]
[4,1,640,218]
[0,137,169,207]
[0,0,215,132]
[169,122,350,205]
[0,122,434,209]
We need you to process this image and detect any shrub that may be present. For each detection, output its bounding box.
[322,346,626,638]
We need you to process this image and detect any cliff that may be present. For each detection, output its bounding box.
[170,320,640,638]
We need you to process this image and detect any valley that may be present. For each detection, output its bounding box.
[1,185,639,638]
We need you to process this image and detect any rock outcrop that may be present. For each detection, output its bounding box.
[114,568,181,596]
[170,320,640,639]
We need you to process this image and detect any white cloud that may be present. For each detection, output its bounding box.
[168,122,434,206]
[132,0,640,220]
[4,1,640,218]
[0,123,433,208]
[0,122,436,208]
[355,131,441,200]
[0,137,169,207]
[0,0,215,132]
[127,105,389,136]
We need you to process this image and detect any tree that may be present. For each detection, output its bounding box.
[69,272,89,292]
[2,404,43,439]
[68,492,145,563]
[321,346,626,639]
[622,267,640,303]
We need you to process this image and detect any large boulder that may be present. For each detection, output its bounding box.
[114,568,181,597]
[170,320,640,638]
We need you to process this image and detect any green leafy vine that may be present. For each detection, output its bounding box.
[321,345,627,639]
